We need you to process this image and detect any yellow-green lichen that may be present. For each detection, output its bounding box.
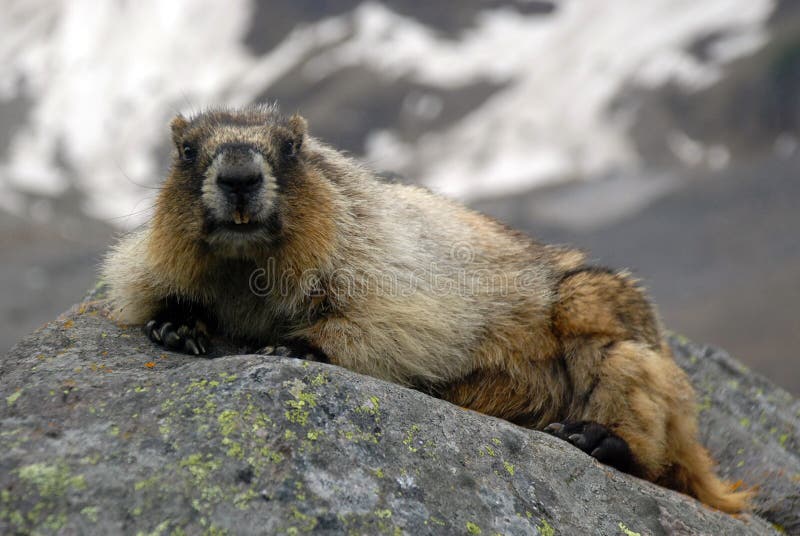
[284,380,318,426]
[42,512,68,531]
[618,522,640,536]
[4,475,75,530]
[136,519,171,536]
[466,521,482,534]
[250,410,274,434]
[193,398,218,416]
[17,462,87,497]
[426,516,446,526]
[6,389,22,406]
[179,453,220,483]
[356,395,381,416]
[80,505,99,523]
[222,438,244,460]
[310,372,328,387]
[233,488,259,510]
[2,508,25,528]
[503,461,515,476]
[135,474,161,491]
[538,519,555,536]
[219,372,238,383]
[403,424,421,452]
[739,417,751,428]
[258,446,284,463]
[186,379,212,392]
[289,506,318,532]
[218,410,239,437]
[293,480,307,501]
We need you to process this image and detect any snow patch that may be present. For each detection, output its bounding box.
[353,1,774,199]
[0,0,776,224]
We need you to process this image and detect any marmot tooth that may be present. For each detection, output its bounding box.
[233,210,242,225]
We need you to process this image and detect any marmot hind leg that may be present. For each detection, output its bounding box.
[557,339,674,478]
[558,339,750,512]
[553,267,749,512]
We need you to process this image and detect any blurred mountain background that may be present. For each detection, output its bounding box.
[1,0,798,393]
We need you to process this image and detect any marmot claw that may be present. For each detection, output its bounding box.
[144,317,210,356]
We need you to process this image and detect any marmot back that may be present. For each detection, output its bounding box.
[103,104,750,513]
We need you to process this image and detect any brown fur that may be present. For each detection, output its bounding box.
[103,104,750,513]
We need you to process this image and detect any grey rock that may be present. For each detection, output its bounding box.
[0,296,795,535]
[671,336,800,533]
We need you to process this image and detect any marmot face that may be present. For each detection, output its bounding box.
[166,105,307,258]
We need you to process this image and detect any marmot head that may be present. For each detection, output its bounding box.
[163,104,308,257]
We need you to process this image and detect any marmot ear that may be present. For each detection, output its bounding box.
[282,114,308,158]
[288,114,308,139]
[170,114,189,141]
[289,114,308,147]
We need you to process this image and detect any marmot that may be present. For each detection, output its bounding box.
[103,104,749,513]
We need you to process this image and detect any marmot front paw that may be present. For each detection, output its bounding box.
[144,316,210,355]
[257,341,328,362]
[544,420,637,474]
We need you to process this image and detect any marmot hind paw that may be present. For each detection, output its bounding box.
[144,317,210,356]
[544,420,637,474]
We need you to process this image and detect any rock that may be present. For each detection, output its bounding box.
[0,296,796,535]
[670,337,800,533]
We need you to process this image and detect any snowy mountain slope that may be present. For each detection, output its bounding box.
[0,0,778,224]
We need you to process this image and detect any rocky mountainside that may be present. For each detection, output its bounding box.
[1,295,797,534]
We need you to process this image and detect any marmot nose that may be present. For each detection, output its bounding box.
[217,172,263,194]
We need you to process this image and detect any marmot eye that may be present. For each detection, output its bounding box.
[181,143,196,162]
[282,139,298,159]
